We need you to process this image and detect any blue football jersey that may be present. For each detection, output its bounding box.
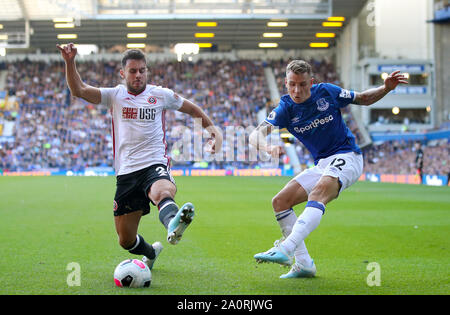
[265,83,362,164]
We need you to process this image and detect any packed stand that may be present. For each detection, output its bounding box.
[149,59,272,169]
[0,58,272,172]
[363,139,449,176]
[5,57,444,177]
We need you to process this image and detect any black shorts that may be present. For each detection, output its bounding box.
[113,164,175,217]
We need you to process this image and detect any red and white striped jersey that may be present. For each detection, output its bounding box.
[100,84,184,176]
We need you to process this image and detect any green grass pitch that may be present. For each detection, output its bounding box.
[0,176,449,295]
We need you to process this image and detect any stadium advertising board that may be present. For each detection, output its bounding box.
[1,169,447,186]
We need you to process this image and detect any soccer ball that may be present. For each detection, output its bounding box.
[114,259,152,288]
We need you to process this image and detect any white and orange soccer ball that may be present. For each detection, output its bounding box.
[114,259,152,288]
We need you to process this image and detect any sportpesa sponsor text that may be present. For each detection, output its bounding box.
[293,114,334,134]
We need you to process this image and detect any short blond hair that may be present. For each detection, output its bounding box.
[286,60,312,76]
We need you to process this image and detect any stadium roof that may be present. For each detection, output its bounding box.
[0,0,367,51]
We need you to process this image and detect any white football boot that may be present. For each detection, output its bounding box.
[142,241,163,270]
[279,260,317,278]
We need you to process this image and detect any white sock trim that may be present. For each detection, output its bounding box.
[128,235,140,251]
[159,201,176,212]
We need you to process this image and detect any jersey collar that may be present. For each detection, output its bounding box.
[127,85,148,97]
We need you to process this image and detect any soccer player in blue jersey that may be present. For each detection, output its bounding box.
[250,60,408,278]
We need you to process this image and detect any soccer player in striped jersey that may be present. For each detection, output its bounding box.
[251,60,408,278]
[57,43,222,270]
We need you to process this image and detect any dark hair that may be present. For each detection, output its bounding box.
[121,49,146,68]
[286,60,312,76]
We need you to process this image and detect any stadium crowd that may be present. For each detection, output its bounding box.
[363,139,449,176]
[1,56,446,178]
[149,59,271,169]
[0,58,272,171]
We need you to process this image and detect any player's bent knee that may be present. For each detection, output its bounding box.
[152,190,175,206]
[149,180,176,205]
[272,195,290,213]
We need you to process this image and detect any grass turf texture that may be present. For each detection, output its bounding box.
[0,176,449,295]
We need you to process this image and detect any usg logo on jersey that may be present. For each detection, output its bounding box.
[316,98,330,111]
[339,89,352,99]
[122,106,157,121]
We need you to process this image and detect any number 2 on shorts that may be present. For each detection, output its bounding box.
[156,166,168,177]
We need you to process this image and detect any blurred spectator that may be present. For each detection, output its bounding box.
[4,57,443,177]
[1,58,270,171]
[363,139,449,176]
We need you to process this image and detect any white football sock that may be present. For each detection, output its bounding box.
[294,242,313,266]
[280,201,325,255]
[275,208,312,266]
[275,208,297,237]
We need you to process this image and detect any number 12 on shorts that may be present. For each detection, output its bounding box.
[330,158,346,171]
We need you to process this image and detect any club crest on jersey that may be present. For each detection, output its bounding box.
[316,98,330,111]
[147,96,157,104]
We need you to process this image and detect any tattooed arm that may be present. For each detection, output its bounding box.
[353,70,409,106]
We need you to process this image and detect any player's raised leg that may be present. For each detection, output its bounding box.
[148,179,195,245]
[150,179,178,229]
[167,202,195,245]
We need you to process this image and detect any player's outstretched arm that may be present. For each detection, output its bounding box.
[354,70,408,106]
[56,43,101,105]
[249,121,284,158]
[178,99,223,153]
